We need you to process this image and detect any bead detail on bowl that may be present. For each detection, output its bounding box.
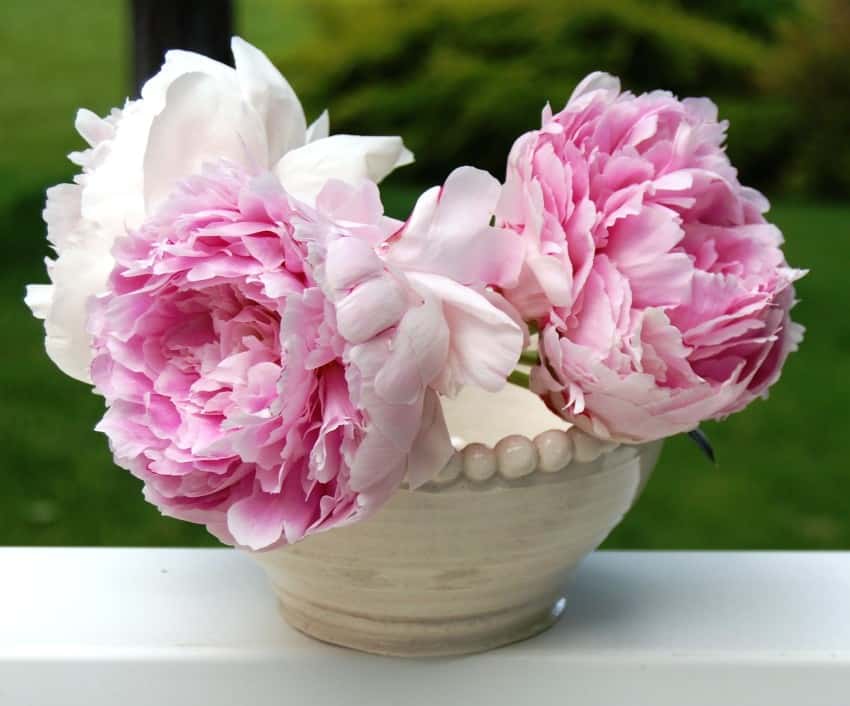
[417,425,621,488]
[463,442,498,482]
[495,435,538,479]
[534,430,573,473]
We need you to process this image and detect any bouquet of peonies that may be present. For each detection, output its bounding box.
[26,39,804,550]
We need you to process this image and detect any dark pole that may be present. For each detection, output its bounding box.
[130,0,234,96]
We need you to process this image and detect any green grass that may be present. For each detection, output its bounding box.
[1,1,848,548]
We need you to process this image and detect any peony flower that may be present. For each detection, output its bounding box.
[26,37,412,383]
[497,73,805,443]
[88,163,522,549]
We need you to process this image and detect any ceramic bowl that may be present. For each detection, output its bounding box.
[251,383,662,657]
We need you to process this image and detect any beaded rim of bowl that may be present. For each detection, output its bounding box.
[410,427,624,491]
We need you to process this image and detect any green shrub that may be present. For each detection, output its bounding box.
[758,0,850,197]
[276,0,770,184]
[717,98,798,195]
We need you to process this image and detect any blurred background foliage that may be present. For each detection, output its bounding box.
[0,0,848,548]
[276,0,849,198]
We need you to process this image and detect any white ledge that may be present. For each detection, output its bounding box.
[1,548,849,705]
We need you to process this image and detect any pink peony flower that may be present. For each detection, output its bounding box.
[25,37,412,383]
[497,73,805,442]
[89,163,522,549]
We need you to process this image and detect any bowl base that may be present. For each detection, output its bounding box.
[275,588,567,657]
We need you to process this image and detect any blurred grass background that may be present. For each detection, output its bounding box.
[1,0,847,548]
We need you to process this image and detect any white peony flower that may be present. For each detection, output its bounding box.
[25,37,413,383]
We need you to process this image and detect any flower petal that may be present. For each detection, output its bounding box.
[335,275,408,344]
[34,247,113,382]
[323,236,384,292]
[143,71,267,211]
[140,48,236,114]
[274,134,413,204]
[406,272,523,396]
[231,36,307,160]
[388,166,524,289]
[374,293,450,405]
[24,284,52,320]
[405,389,453,488]
[305,109,330,143]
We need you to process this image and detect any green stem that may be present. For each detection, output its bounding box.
[519,350,540,366]
[508,369,531,389]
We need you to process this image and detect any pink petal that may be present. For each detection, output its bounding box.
[405,390,453,488]
[374,293,450,405]
[388,167,524,289]
[406,272,523,395]
[334,275,407,344]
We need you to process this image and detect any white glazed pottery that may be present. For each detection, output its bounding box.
[250,383,662,657]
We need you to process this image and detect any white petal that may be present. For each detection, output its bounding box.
[140,48,236,113]
[274,134,413,205]
[29,248,113,383]
[43,183,83,252]
[78,99,150,234]
[305,109,330,143]
[75,108,116,147]
[24,284,52,320]
[143,71,267,211]
[231,36,307,160]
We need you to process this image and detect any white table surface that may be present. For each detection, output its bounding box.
[1,548,848,705]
